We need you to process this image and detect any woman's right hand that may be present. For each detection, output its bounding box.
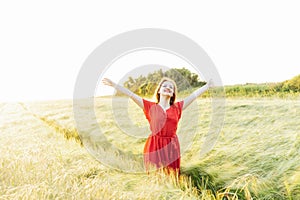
[102,77,144,109]
[102,78,116,87]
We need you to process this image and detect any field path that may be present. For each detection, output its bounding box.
[1,102,65,151]
[0,102,92,199]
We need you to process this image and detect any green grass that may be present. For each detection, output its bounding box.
[0,96,300,199]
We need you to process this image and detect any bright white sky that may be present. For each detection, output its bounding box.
[0,1,299,102]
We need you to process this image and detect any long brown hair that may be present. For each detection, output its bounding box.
[154,77,178,105]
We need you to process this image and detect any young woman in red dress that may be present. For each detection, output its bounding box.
[102,77,213,174]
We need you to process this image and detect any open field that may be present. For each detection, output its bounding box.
[0,97,300,199]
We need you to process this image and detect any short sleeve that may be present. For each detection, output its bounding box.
[143,99,155,121]
[175,100,184,120]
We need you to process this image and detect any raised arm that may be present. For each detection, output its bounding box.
[182,79,213,110]
[102,78,144,109]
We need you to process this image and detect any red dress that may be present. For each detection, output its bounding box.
[143,99,184,173]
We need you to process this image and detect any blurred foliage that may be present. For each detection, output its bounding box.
[121,68,300,98]
[224,74,300,98]
[122,68,206,96]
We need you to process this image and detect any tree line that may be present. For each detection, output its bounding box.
[122,68,206,96]
[120,67,300,98]
[224,74,300,97]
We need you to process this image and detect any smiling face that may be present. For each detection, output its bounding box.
[155,77,177,105]
[159,81,174,97]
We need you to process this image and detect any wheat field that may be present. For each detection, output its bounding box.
[0,96,299,199]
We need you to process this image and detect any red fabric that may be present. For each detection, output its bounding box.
[143,99,184,173]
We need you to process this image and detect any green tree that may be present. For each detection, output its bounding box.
[283,74,300,92]
[123,67,206,96]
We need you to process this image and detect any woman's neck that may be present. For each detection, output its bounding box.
[159,96,170,108]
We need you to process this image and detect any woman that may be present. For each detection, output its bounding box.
[102,77,213,174]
